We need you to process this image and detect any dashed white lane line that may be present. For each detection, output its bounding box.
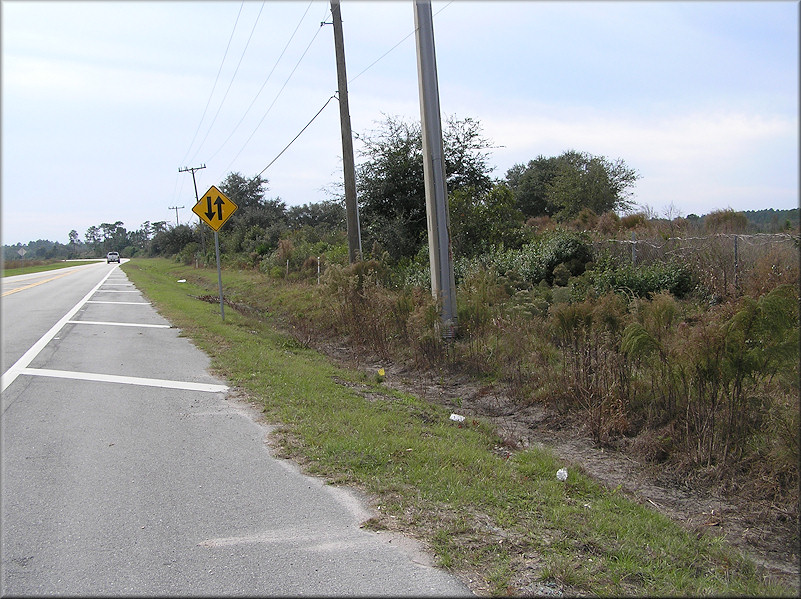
[20,368,228,393]
[2,268,116,392]
[67,320,171,329]
[86,300,151,305]
[2,268,227,395]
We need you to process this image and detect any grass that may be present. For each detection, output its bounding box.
[121,257,794,597]
[2,259,100,276]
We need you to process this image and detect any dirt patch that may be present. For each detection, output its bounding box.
[316,339,799,591]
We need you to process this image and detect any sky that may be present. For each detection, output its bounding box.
[2,0,798,246]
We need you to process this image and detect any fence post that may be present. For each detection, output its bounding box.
[733,235,739,295]
[631,231,636,265]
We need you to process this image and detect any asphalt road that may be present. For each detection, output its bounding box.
[1,261,472,596]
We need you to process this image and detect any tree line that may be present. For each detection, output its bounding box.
[3,221,169,262]
[3,114,794,266]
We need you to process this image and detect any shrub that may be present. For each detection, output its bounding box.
[457,267,509,338]
[313,230,797,503]
[718,285,800,463]
[704,208,748,234]
[597,211,621,236]
[620,213,647,230]
[548,297,631,444]
[589,255,695,298]
[176,242,200,265]
[480,229,594,288]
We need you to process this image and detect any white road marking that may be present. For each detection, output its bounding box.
[96,290,141,293]
[2,268,226,395]
[86,300,150,305]
[2,268,116,392]
[67,320,171,328]
[198,529,344,548]
[20,368,228,393]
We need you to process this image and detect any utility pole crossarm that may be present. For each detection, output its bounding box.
[178,163,207,251]
[178,164,207,201]
[167,205,185,227]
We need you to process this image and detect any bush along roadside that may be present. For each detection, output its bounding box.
[121,258,794,597]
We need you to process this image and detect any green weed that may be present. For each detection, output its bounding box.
[121,257,794,597]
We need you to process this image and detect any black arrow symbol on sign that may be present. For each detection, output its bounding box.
[204,196,225,220]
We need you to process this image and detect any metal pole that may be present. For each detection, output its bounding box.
[214,231,224,321]
[330,0,362,263]
[414,0,457,338]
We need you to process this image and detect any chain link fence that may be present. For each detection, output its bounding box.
[593,233,799,298]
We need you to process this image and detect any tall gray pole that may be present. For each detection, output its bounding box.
[414,0,457,337]
[330,0,362,263]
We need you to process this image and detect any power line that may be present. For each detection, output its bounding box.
[205,0,316,164]
[178,164,208,252]
[256,94,337,178]
[180,1,245,166]
[348,31,414,86]
[170,170,185,206]
[250,1,456,181]
[178,164,207,204]
[167,205,185,226]
[347,1,453,86]
[218,4,330,179]
[189,1,267,165]
[216,2,454,188]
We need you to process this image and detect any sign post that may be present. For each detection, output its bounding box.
[192,185,238,320]
[17,248,27,273]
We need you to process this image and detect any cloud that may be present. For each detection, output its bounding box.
[484,107,792,162]
[476,105,798,215]
[4,54,201,109]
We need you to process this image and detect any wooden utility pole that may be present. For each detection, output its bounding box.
[178,164,206,202]
[178,164,207,252]
[330,0,362,263]
[167,205,184,226]
[414,0,457,337]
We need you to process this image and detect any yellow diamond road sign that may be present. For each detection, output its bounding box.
[193,185,238,231]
